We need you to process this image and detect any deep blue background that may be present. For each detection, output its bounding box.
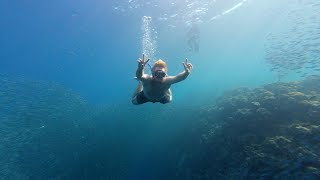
[0,0,143,104]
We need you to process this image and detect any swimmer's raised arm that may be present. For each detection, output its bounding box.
[136,54,150,81]
[166,58,193,85]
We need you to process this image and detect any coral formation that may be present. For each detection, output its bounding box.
[176,75,320,179]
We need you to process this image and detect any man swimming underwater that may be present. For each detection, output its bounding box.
[132,54,193,105]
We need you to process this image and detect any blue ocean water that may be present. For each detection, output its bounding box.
[0,0,275,105]
[1,0,320,179]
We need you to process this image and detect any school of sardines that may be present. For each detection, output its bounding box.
[264,0,320,79]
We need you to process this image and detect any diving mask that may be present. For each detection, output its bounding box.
[153,70,166,78]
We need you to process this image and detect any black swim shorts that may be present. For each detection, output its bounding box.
[136,91,171,104]
[136,91,149,104]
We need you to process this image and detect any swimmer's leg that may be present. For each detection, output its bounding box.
[160,89,172,104]
[132,81,143,105]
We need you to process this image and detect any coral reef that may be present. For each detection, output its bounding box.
[176,75,320,179]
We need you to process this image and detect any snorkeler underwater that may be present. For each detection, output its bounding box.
[0,0,320,179]
[132,54,193,105]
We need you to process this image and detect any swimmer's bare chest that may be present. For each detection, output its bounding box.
[143,79,170,100]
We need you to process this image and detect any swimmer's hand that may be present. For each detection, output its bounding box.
[182,58,193,74]
[137,54,150,69]
[165,58,192,84]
